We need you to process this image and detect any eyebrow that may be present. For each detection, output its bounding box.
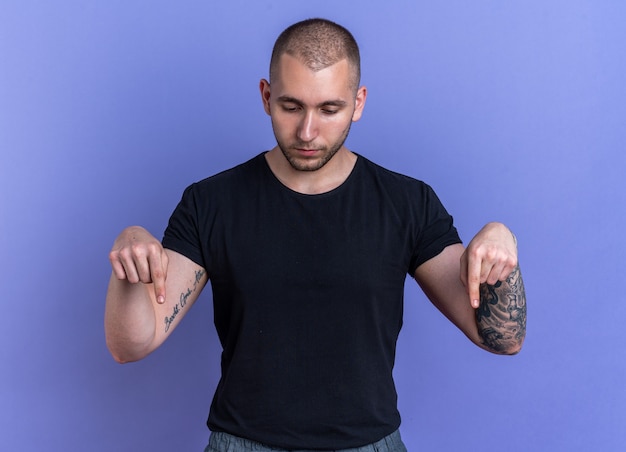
[276,95,348,109]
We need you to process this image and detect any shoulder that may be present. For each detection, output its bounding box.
[170,153,268,217]
[176,153,269,206]
[355,154,436,200]
[192,153,266,192]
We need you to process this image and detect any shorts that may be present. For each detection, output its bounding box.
[204,429,408,452]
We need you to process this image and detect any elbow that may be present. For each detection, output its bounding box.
[110,351,140,364]
[507,337,526,355]
[507,339,525,355]
[108,347,149,364]
[107,344,139,364]
[481,337,525,356]
[106,337,151,364]
[105,321,156,364]
[491,344,523,356]
[475,328,525,355]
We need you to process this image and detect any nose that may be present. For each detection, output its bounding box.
[297,111,318,143]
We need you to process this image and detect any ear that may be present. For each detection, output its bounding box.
[260,79,271,116]
[351,86,367,122]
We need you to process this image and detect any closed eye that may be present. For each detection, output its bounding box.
[281,103,301,113]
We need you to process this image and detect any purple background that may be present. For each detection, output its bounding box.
[1,1,625,451]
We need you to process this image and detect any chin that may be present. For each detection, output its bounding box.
[288,158,327,172]
[281,147,339,172]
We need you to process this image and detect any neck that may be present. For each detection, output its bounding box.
[264,146,357,195]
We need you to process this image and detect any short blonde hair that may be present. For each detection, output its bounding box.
[270,18,361,92]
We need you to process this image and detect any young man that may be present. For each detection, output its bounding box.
[105,18,526,452]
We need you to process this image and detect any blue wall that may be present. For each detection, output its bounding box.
[1,1,624,450]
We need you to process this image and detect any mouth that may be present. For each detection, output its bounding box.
[294,148,322,156]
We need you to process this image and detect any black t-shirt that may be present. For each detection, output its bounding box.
[162,152,461,450]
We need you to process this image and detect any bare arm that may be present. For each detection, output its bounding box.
[414,222,526,355]
[474,264,526,354]
[105,226,208,363]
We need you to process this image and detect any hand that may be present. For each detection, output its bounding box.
[109,226,169,304]
[460,222,518,309]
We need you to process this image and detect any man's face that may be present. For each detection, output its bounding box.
[261,54,366,172]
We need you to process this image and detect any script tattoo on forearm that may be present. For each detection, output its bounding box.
[164,269,206,332]
[476,265,526,354]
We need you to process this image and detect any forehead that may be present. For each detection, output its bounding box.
[272,54,354,102]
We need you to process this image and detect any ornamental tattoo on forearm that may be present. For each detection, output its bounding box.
[476,265,526,354]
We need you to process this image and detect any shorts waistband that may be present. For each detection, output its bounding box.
[205,429,407,452]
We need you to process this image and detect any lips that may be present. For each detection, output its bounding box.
[295,148,321,156]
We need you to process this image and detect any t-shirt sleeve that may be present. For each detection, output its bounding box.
[162,183,206,269]
[408,184,462,274]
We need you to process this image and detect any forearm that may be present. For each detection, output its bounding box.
[476,265,527,354]
[104,273,158,363]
